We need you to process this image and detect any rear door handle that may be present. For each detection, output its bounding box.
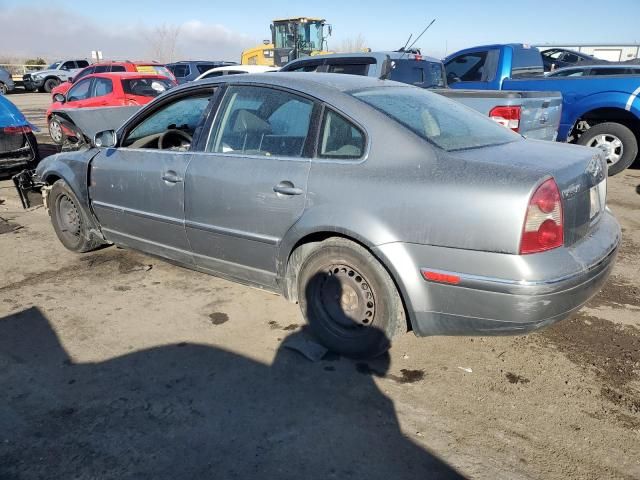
[273,181,304,196]
[162,171,183,183]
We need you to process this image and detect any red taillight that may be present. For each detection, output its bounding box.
[2,125,31,135]
[520,178,564,254]
[489,105,521,132]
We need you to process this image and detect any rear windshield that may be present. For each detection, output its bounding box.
[135,65,173,79]
[352,87,519,151]
[122,78,173,97]
[389,60,446,88]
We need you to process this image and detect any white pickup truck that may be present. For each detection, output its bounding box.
[22,59,90,93]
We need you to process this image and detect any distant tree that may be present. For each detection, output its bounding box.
[336,34,368,53]
[25,58,47,66]
[145,24,181,63]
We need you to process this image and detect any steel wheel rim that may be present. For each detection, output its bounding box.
[588,133,623,166]
[49,120,63,142]
[57,194,81,242]
[312,263,376,337]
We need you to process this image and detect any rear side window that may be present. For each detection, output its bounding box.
[122,78,172,97]
[208,85,314,158]
[511,46,544,78]
[111,65,126,72]
[389,60,445,88]
[196,64,217,74]
[93,65,110,73]
[327,63,369,75]
[353,87,518,151]
[169,64,190,78]
[76,60,90,68]
[319,110,365,159]
[61,61,76,70]
[202,71,224,79]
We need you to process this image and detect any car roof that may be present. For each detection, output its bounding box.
[168,60,237,65]
[285,51,441,64]
[191,71,408,95]
[85,72,171,80]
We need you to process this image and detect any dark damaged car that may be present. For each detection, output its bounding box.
[14,73,620,358]
[0,95,38,176]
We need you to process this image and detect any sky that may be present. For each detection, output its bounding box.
[1,0,639,62]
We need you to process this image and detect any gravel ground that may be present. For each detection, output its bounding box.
[1,93,639,480]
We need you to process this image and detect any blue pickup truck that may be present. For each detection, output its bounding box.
[444,44,640,175]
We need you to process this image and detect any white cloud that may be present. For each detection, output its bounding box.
[0,5,255,63]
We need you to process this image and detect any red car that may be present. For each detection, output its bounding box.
[47,72,175,144]
[51,61,176,99]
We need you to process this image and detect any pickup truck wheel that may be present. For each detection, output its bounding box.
[297,238,406,358]
[50,180,103,253]
[43,78,60,93]
[578,122,638,176]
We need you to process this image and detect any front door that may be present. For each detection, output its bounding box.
[90,91,214,264]
[184,85,317,286]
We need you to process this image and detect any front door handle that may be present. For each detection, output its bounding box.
[162,171,183,184]
[273,181,304,196]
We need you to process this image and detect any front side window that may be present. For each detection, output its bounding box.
[169,64,190,78]
[319,110,364,159]
[123,93,212,149]
[208,86,313,158]
[445,52,487,82]
[93,65,110,74]
[61,61,76,70]
[353,87,519,151]
[67,78,92,101]
[91,78,113,97]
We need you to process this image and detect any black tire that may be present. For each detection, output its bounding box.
[43,77,60,93]
[577,122,638,176]
[297,238,406,358]
[49,180,103,253]
[48,116,65,145]
[0,82,7,95]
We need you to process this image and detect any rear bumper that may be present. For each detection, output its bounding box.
[374,211,621,336]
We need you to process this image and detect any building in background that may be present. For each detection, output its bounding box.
[536,44,640,62]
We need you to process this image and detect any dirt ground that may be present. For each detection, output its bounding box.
[1,93,639,480]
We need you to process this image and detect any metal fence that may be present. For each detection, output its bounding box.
[0,64,47,80]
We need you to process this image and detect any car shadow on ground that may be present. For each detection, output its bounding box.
[0,303,465,478]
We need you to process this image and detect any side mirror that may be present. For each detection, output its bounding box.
[94,129,117,148]
[53,93,66,103]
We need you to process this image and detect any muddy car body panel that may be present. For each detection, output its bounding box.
[25,73,620,337]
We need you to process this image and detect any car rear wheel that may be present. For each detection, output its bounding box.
[48,116,64,144]
[49,180,103,253]
[578,122,638,176]
[297,238,406,358]
[43,78,60,93]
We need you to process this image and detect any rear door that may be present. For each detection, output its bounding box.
[89,89,215,264]
[184,84,317,286]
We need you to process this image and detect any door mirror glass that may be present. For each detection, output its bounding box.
[53,93,66,103]
[94,130,117,148]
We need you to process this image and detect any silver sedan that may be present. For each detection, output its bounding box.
[21,73,620,357]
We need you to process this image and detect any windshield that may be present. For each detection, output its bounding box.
[274,20,323,52]
[48,62,62,70]
[352,87,519,151]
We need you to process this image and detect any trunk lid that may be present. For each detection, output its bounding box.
[452,138,607,247]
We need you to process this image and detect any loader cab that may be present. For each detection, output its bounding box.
[271,17,331,67]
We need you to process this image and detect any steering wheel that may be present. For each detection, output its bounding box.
[158,129,193,150]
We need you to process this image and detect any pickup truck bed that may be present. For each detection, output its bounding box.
[436,89,561,141]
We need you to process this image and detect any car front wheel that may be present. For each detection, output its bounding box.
[48,116,64,144]
[49,180,103,253]
[297,238,406,358]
